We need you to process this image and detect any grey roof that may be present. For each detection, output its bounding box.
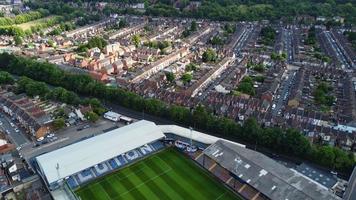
[204,140,340,200]
[344,166,356,200]
[296,163,337,189]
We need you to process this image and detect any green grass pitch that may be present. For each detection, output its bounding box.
[75,148,240,200]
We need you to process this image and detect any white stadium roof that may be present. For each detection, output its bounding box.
[36,120,165,185]
[158,125,245,148]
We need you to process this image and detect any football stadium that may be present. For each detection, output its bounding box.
[34,120,341,200]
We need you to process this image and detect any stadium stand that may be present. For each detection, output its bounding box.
[35,120,166,190]
[164,133,209,149]
[200,140,341,200]
[65,141,165,189]
[344,166,356,200]
[159,125,245,148]
[296,163,337,189]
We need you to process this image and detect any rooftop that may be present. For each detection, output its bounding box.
[36,120,165,185]
[204,140,340,200]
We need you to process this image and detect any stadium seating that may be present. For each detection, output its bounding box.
[66,176,79,189]
[93,163,110,176]
[240,184,260,200]
[211,165,231,183]
[125,149,142,161]
[150,141,165,150]
[66,140,165,189]
[108,158,120,169]
[117,155,127,165]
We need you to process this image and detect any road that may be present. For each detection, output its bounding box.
[271,70,296,116]
[283,28,294,63]
[0,113,30,146]
[321,31,351,69]
[20,119,124,160]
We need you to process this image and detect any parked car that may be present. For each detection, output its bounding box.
[37,137,44,142]
[14,128,19,133]
[47,133,55,138]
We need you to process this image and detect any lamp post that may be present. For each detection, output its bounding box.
[189,126,193,147]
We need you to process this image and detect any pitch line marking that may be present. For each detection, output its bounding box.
[115,168,173,199]
[215,192,227,200]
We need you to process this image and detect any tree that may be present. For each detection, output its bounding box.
[1,53,354,175]
[181,73,192,84]
[190,20,197,32]
[181,28,191,38]
[165,72,175,83]
[131,34,141,47]
[0,71,14,85]
[76,37,108,52]
[118,19,128,29]
[210,36,223,45]
[202,48,217,62]
[237,76,255,96]
[185,63,198,72]
[224,24,235,34]
[243,118,262,142]
[85,111,99,123]
[53,118,65,130]
[14,36,22,46]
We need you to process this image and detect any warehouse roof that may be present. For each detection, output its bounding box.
[204,140,340,200]
[36,120,165,185]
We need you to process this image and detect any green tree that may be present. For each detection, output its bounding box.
[237,76,255,96]
[53,118,65,130]
[85,111,99,123]
[119,19,128,29]
[181,73,192,84]
[185,63,198,72]
[165,72,175,83]
[0,71,14,85]
[260,26,276,46]
[131,34,141,47]
[202,48,217,62]
[14,35,22,46]
[210,36,223,45]
[190,20,197,32]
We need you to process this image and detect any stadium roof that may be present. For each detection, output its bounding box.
[344,166,356,200]
[204,140,340,200]
[158,125,245,147]
[296,163,337,189]
[36,120,165,185]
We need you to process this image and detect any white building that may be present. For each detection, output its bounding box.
[103,111,121,122]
